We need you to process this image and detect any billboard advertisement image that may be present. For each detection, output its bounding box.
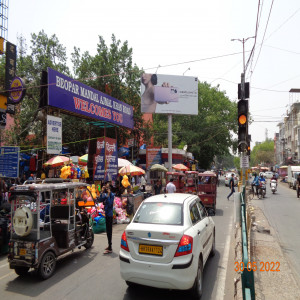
[141,73,198,115]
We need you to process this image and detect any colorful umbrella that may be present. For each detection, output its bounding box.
[119,165,145,176]
[173,163,189,171]
[44,155,72,167]
[118,158,133,168]
[79,154,88,165]
[150,164,168,172]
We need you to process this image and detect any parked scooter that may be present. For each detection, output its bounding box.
[270,179,277,194]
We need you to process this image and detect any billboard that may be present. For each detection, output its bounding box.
[94,137,118,182]
[146,147,162,169]
[47,115,62,154]
[0,146,19,178]
[47,68,134,129]
[141,73,198,115]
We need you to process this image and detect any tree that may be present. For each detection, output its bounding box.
[2,31,70,151]
[71,34,152,147]
[250,140,274,167]
[153,82,237,169]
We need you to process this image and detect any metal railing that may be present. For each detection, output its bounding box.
[240,186,255,300]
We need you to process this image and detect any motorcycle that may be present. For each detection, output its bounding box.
[258,181,266,198]
[270,179,277,194]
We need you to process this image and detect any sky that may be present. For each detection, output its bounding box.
[5,0,300,146]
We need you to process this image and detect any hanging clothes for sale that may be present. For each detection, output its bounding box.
[29,155,37,172]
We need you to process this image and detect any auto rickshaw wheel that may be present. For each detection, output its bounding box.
[14,266,29,276]
[38,251,56,280]
[84,229,94,249]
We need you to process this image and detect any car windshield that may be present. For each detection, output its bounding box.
[133,202,183,225]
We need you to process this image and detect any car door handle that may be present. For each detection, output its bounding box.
[206,223,208,227]
[198,230,201,235]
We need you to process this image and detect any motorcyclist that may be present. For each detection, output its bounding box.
[259,173,266,194]
[252,173,260,196]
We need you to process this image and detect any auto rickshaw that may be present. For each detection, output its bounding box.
[166,172,185,193]
[184,171,198,194]
[198,171,217,215]
[8,179,94,279]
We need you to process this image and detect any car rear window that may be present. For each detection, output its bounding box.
[133,202,183,225]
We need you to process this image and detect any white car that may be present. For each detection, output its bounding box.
[224,173,239,187]
[119,193,215,298]
[264,171,274,179]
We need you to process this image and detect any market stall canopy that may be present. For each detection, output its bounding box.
[119,165,145,176]
[118,158,133,168]
[44,155,72,167]
[150,164,168,172]
[173,163,189,171]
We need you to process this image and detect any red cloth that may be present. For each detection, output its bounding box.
[29,156,37,172]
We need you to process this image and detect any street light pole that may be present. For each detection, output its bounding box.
[232,36,255,186]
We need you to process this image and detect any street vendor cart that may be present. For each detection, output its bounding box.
[184,171,198,194]
[198,172,217,215]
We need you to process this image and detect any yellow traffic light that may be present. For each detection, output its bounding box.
[238,114,247,125]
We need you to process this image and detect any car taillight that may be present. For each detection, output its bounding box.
[121,231,129,252]
[175,235,193,257]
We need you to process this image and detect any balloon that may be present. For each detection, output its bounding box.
[122,175,130,188]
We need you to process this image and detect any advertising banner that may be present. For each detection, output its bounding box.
[48,68,134,129]
[146,148,162,169]
[0,146,19,178]
[93,137,118,182]
[47,115,62,154]
[141,73,198,115]
[105,137,118,182]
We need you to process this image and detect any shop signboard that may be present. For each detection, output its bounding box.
[47,115,62,154]
[5,41,17,115]
[47,68,134,129]
[94,137,106,181]
[0,146,19,178]
[93,137,118,182]
[146,148,162,169]
[141,73,198,115]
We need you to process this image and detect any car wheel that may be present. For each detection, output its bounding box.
[191,258,203,298]
[14,266,29,276]
[84,229,94,249]
[210,231,215,257]
[38,251,56,280]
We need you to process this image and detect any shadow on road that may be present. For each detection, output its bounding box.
[5,247,98,297]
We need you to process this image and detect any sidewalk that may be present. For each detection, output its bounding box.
[248,200,300,300]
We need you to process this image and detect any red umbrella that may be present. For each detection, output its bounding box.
[173,163,189,171]
[44,155,72,167]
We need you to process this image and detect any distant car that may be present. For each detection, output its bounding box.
[264,171,274,179]
[119,193,215,298]
[224,173,239,187]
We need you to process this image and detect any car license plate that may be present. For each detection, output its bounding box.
[139,244,163,256]
[19,249,26,256]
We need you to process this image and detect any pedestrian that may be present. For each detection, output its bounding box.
[20,174,27,184]
[28,173,34,181]
[98,186,115,254]
[227,173,235,200]
[166,178,176,193]
[154,180,162,195]
[41,169,46,180]
[140,175,146,192]
[0,177,7,207]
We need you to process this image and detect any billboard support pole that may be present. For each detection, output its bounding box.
[168,114,172,171]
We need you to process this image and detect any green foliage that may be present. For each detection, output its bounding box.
[234,156,240,170]
[250,140,274,166]
[153,82,237,169]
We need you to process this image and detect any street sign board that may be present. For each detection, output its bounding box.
[0,146,20,178]
[240,155,249,168]
[128,138,134,147]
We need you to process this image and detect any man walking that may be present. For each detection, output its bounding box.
[166,178,176,193]
[227,173,235,200]
[98,186,115,254]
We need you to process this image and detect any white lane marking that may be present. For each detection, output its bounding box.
[0,263,8,269]
[216,216,233,300]
[0,271,14,281]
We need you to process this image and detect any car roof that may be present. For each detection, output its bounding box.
[143,193,197,204]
